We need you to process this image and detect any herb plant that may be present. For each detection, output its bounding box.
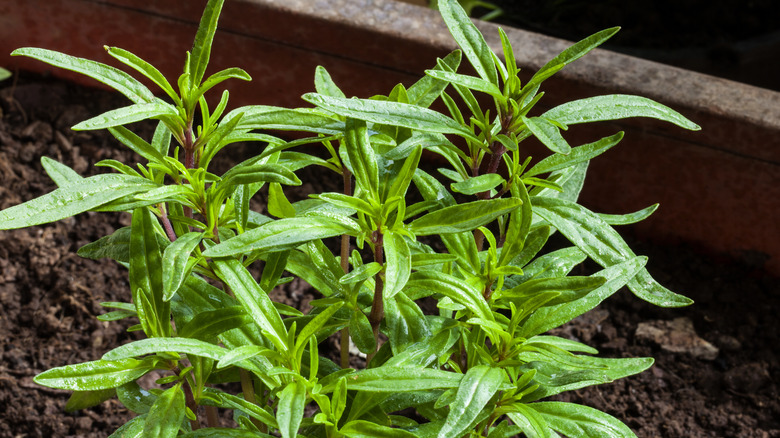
[1,0,700,436]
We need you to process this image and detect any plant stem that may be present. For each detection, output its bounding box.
[180,374,200,430]
[366,229,384,364]
[159,203,177,242]
[205,405,220,428]
[339,168,353,369]
[239,369,265,432]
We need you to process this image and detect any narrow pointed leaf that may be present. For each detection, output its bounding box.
[11,47,154,103]
[407,50,462,108]
[34,358,153,391]
[347,366,462,392]
[425,69,502,97]
[277,380,306,438]
[524,132,624,178]
[143,384,186,438]
[72,101,179,131]
[314,65,346,98]
[190,0,224,84]
[178,306,250,340]
[211,258,288,351]
[204,215,358,257]
[344,118,379,199]
[451,173,505,196]
[383,231,411,300]
[41,156,83,187]
[162,232,202,301]
[409,198,521,235]
[103,337,226,361]
[439,365,505,438]
[438,0,498,85]
[532,401,638,438]
[407,271,491,321]
[341,420,417,438]
[302,93,478,142]
[543,95,701,130]
[106,46,178,102]
[0,174,159,230]
[532,196,693,307]
[130,208,169,337]
[523,116,571,155]
[526,27,620,91]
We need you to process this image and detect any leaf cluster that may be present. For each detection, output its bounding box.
[1,0,700,436]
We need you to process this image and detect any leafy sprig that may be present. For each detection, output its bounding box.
[1,0,700,436]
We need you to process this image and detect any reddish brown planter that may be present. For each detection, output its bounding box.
[2,0,779,275]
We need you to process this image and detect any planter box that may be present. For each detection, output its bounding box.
[2,0,779,275]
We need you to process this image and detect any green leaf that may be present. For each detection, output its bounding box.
[204,215,358,257]
[407,50,462,108]
[117,381,157,414]
[385,293,430,355]
[277,380,307,438]
[181,429,275,438]
[409,198,521,235]
[210,258,288,351]
[108,415,147,438]
[178,306,250,341]
[340,420,417,438]
[532,196,693,307]
[268,182,297,218]
[597,204,658,225]
[11,47,155,103]
[108,126,168,165]
[524,132,624,178]
[106,46,178,103]
[543,95,701,130]
[520,257,647,337]
[162,232,202,301]
[521,355,653,402]
[525,27,620,92]
[425,69,502,98]
[294,302,344,352]
[72,101,180,131]
[103,337,226,361]
[439,366,506,438]
[532,401,638,438]
[345,118,380,200]
[218,392,278,429]
[302,93,478,143]
[65,388,116,413]
[0,174,159,230]
[438,0,498,85]
[383,231,411,300]
[506,406,552,438]
[406,271,491,321]
[229,105,345,135]
[347,366,462,392]
[522,116,571,155]
[349,310,376,354]
[314,65,346,98]
[190,0,225,85]
[451,173,505,196]
[197,67,251,98]
[41,156,83,187]
[130,208,169,337]
[34,358,153,391]
[142,383,186,438]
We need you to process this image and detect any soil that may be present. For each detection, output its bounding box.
[1,73,778,437]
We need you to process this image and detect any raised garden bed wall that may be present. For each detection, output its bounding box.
[2,0,779,276]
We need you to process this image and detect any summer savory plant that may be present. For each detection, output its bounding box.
[1,0,700,436]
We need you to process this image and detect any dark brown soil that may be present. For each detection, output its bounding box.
[1,73,778,437]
